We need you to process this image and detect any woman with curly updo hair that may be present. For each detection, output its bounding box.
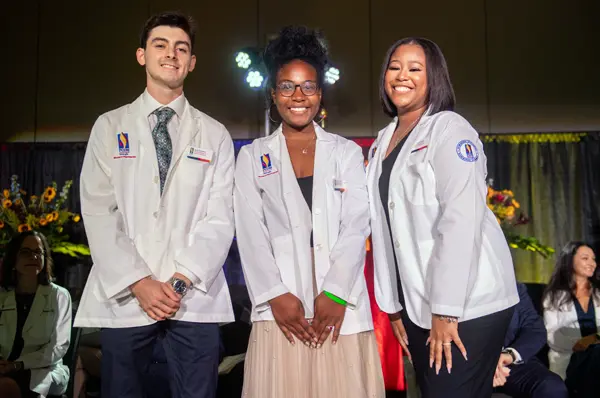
[234,25,385,397]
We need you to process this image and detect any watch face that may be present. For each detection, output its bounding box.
[172,279,187,294]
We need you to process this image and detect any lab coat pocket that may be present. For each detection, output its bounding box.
[179,152,211,186]
[270,235,294,288]
[401,163,437,206]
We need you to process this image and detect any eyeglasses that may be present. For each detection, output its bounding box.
[276,80,318,97]
[18,248,44,258]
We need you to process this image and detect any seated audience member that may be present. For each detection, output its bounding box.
[493,283,568,397]
[0,231,72,398]
[544,241,600,397]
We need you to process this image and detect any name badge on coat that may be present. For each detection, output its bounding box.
[187,147,213,163]
[333,179,347,192]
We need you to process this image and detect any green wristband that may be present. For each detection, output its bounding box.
[324,291,347,306]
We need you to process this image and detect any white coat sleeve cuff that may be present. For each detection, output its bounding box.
[431,303,464,319]
[104,269,153,300]
[175,264,202,289]
[254,284,289,313]
[321,281,358,310]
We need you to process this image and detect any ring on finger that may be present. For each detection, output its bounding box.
[442,342,452,346]
[326,325,335,331]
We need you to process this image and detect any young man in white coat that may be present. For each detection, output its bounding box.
[74,12,235,398]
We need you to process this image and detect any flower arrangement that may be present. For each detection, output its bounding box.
[487,181,554,258]
[0,175,90,259]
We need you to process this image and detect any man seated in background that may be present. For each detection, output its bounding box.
[493,283,568,397]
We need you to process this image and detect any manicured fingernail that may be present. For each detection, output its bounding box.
[429,359,433,368]
[332,340,337,345]
[317,343,322,349]
[447,366,451,374]
[436,366,440,375]
[304,341,309,346]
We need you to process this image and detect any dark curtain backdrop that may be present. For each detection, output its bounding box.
[2,133,600,285]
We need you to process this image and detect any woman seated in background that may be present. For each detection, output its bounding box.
[0,231,72,398]
[543,241,600,397]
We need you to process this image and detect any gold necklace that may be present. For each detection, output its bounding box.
[391,116,421,149]
[299,135,316,155]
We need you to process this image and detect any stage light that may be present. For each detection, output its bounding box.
[325,66,340,85]
[246,69,264,88]
[235,51,251,69]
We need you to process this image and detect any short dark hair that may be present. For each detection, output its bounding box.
[379,37,455,118]
[140,11,196,51]
[263,25,329,106]
[1,230,54,290]
[543,241,600,311]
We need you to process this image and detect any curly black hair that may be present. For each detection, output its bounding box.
[263,25,329,101]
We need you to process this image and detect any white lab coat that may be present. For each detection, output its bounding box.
[367,110,519,329]
[543,294,600,380]
[74,93,235,328]
[0,284,72,398]
[234,124,373,335]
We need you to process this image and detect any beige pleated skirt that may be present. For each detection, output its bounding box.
[242,320,385,398]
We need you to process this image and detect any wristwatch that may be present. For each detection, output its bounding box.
[169,277,190,297]
[502,348,517,363]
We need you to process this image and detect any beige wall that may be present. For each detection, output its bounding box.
[3,0,599,142]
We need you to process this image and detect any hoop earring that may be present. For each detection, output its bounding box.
[268,103,281,124]
[314,106,327,125]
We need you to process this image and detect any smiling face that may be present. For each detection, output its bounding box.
[271,59,322,131]
[15,235,45,279]
[136,25,196,91]
[384,44,428,115]
[573,245,597,279]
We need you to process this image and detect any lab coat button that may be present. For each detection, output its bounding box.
[315,244,322,251]
[314,208,321,215]
[153,211,158,219]
[389,202,395,210]
[394,240,400,248]
[153,176,159,184]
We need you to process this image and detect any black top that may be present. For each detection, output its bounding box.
[297,176,314,247]
[378,137,408,308]
[8,293,36,361]
[574,295,597,338]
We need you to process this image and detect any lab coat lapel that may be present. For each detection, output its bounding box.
[23,285,50,334]
[312,123,335,214]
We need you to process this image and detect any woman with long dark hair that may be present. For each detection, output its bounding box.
[543,241,600,397]
[234,25,384,397]
[0,231,72,398]
[366,37,519,397]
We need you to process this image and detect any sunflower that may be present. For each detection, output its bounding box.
[51,211,59,221]
[14,199,22,206]
[18,224,32,233]
[39,218,48,226]
[45,213,54,222]
[73,214,81,223]
[0,220,4,229]
[2,189,9,198]
[2,199,12,208]
[512,199,520,209]
[43,187,56,202]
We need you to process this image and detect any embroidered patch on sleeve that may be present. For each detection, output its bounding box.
[456,139,479,162]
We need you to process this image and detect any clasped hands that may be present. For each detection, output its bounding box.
[130,273,191,321]
[269,292,346,348]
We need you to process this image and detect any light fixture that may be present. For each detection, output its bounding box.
[235,51,252,69]
[324,66,340,85]
[246,69,264,88]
